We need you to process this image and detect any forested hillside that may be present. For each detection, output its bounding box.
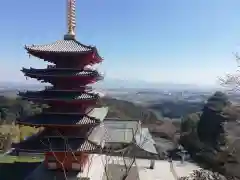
[148,100,204,119]
[101,97,160,124]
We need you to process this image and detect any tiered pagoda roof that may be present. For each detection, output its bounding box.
[21,67,103,85]
[15,0,108,156]
[42,86,93,92]
[13,128,98,153]
[25,40,102,65]
[25,39,93,53]
[16,107,108,127]
[19,90,101,103]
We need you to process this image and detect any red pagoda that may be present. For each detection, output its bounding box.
[13,0,108,172]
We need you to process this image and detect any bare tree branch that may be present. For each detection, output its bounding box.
[220,52,240,92]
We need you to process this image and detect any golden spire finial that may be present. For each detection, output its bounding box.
[65,0,76,39]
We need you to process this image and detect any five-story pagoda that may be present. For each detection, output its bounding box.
[13,0,108,171]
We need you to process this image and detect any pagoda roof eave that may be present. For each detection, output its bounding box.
[19,90,98,95]
[16,115,98,127]
[13,148,98,153]
[16,121,99,128]
[42,87,93,92]
[12,127,103,152]
[20,97,99,103]
[92,46,103,61]
[19,92,100,101]
[23,67,97,71]
[40,106,108,116]
[13,138,98,153]
[21,73,103,82]
[16,107,109,127]
[21,69,101,77]
[25,39,96,54]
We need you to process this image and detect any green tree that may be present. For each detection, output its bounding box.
[205,91,230,112]
[197,91,229,151]
[0,108,8,120]
[181,112,201,134]
[180,112,203,155]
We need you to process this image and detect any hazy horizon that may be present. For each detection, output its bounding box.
[0,78,221,91]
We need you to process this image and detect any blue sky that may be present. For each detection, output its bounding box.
[0,0,240,86]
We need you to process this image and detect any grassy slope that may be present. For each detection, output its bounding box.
[0,155,42,163]
[0,124,40,143]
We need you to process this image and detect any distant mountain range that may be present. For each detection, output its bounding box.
[96,78,219,91]
[0,79,219,91]
[0,82,43,91]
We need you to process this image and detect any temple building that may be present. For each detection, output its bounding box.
[88,118,158,159]
[11,0,168,179]
[13,0,108,172]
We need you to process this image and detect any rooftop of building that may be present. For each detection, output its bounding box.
[88,119,158,155]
